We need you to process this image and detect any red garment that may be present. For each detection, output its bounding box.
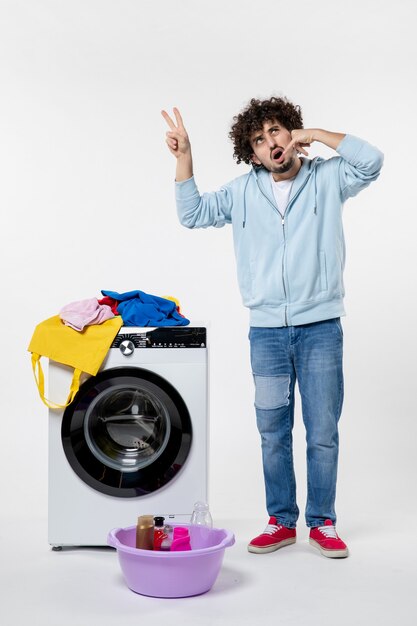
[98,296,120,316]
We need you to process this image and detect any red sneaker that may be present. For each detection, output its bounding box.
[309,519,349,558]
[248,517,296,554]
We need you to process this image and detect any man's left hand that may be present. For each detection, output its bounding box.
[283,129,317,157]
[284,129,346,155]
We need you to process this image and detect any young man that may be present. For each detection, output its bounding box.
[162,97,383,558]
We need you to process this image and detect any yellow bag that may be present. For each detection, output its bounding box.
[28,315,123,409]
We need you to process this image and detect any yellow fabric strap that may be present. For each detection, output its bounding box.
[31,353,81,410]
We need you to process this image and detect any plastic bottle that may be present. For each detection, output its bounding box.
[136,515,154,550]
[153,516,168,551]
[161,524,173,551]
[190,502,213,549]
[170,526,191,551]
[190,501,213,528]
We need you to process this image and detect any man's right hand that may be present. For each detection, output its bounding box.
[161,107,193,180]
[161,108,191,158]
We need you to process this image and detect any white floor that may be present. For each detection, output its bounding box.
[1,515,416,626]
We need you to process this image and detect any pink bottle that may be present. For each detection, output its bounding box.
[170,526,191,551]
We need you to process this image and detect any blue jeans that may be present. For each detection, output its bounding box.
[249,319,344,528]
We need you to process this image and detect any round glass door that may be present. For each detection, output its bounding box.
[61,367,192,497]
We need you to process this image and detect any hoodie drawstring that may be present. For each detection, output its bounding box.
[244,159,320,227]
[242,170,253,228]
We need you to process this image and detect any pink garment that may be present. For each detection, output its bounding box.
[59,298,115,332]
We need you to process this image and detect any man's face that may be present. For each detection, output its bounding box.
[250,119,296,174]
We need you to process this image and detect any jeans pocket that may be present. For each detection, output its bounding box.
[335,317,344,337]
[253,374,290,410]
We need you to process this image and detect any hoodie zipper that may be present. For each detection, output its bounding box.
[254,167,316,327]
[281,215,288,326]
[255,180,288,325]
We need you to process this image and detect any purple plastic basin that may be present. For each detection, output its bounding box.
[107,524,235,598]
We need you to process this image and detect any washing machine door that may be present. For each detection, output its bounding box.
[61,367,192,497]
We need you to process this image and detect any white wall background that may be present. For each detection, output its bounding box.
[0,0,415,526]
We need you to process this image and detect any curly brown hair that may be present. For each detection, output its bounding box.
[229,96,303,165]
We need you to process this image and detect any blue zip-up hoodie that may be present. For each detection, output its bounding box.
[175,134,384,327]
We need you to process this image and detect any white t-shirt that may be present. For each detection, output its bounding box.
[270,173,295,216]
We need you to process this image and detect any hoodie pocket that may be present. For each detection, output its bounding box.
[319,250,328,292]
[236,262,253,302]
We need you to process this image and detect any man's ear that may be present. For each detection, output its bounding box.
[251,154,261,166]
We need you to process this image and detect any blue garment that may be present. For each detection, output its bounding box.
[101,290,189,327]
[175,134,384,327]
[249,319,344,527]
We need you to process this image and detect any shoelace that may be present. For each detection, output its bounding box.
[263,523,282,535]
[317,524,338,539]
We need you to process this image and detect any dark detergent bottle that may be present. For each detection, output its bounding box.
[153,516,170,551]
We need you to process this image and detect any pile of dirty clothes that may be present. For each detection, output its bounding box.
[59,289,189,331]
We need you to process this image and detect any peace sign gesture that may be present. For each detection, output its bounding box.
[161,107,191,159]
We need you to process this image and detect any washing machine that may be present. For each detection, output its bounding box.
[48,326,208,547]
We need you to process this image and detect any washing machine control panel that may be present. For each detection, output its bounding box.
[119,340,135,355]
[112,327,206,350]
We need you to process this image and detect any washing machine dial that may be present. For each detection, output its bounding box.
[120,340,135,356]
